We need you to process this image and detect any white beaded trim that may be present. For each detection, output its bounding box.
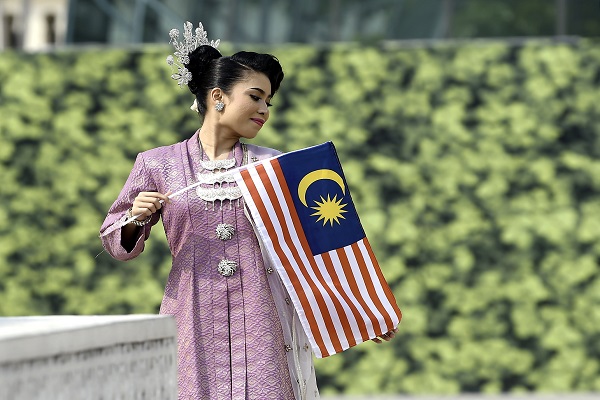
[200,158,236,171]
[196,186,242,202]
[196,172,236,185]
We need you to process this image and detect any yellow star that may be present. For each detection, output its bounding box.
[310,194,348,226]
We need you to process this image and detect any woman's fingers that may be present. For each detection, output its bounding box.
[132,191,171,219]
[136,201,158,215]
[371,328,398,344]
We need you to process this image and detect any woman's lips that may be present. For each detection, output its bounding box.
[251,118,265,127]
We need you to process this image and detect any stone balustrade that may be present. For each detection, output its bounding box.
[0,314,177,400]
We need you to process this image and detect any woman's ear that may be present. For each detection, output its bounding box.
[210,88,223,104]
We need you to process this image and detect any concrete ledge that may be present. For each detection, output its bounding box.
[0,315,177,399]
[0,314,176,363]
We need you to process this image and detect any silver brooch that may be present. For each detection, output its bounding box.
[216,224,235,240]
[217,259,237,277]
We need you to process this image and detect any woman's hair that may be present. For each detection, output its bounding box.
[185,46,284,115]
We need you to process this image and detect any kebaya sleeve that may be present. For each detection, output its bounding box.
[99,152,161,261]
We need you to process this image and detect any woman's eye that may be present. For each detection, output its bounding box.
[250,94,272,107]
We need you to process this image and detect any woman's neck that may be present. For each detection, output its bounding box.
[198,124,238,161]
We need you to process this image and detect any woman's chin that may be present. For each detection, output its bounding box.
[240,131,259,140]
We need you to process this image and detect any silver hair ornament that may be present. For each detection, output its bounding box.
[166,21,220,87]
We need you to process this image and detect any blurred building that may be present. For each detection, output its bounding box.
[1,0,598,51]
[0,0,68,51]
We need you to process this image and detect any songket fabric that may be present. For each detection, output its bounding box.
[100,131,319,399]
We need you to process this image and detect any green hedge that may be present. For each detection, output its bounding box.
[1,39,600,395]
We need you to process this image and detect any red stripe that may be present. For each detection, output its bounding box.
[269,160,345,356]
[350,242,394,333]
[307,253,358,349]
[336,247,382,336]
[363,238,402,323]
[319,250,371,347]
[240,166,329,356]
[332,249,372,341]
[255,163,339,353]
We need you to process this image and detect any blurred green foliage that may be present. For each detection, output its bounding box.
[1,39,600,394]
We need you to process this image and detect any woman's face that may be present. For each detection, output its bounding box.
[218,71,273,139]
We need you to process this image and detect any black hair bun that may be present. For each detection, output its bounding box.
[186,45,222,95]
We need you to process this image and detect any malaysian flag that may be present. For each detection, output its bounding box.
[234,142,402,358]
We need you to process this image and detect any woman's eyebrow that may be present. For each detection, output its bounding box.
[249,87,266,94]
[249,87,272,99]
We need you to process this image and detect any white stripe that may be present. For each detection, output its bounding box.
[327,249,378,340]
[312,254,357,350]
[342,245,389,334]
[237,167,325,355]
[356,239,401,327]
[245,164,336,356]
[262,162,342,356]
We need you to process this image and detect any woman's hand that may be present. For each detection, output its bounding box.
[131,191,171,220]
[121,191,170,252]
[371,327,398,344]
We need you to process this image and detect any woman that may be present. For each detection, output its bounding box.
[100,22,395,399]
[100,22,315,399]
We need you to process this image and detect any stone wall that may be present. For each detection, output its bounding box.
[0,315,177,399]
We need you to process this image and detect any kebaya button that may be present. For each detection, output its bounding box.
[216,223,235,240]
[217,259,237,277]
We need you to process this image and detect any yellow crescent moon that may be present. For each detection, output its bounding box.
[298,169,345,207]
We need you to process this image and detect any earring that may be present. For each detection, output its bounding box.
[215,101,225,111]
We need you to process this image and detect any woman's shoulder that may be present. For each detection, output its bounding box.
[244,143,282,159]
[131,138,192,176]
[140,141,184,158]
[137,137,191,166]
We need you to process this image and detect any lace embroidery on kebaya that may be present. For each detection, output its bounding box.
[196,143,248,210]
[200,158,236,171]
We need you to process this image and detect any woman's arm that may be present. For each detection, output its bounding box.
[99,153,165,261]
